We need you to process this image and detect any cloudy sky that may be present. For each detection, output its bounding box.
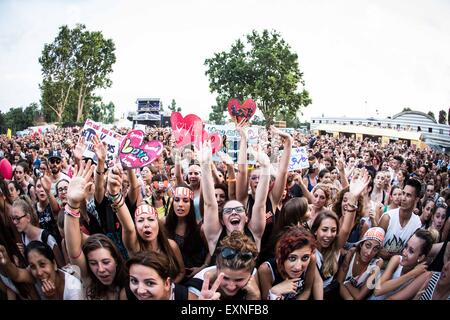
[1,0,449,123]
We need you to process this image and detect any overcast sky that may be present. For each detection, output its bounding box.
[1,0,449,123]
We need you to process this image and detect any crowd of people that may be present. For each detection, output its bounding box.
[0,122,449,300]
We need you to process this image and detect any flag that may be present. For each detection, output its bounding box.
[6,128,11,139]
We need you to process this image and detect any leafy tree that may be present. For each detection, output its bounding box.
[427,111,436,121]
[438,109,447,124]
[204,29,311,126]
[39,24,116,123]
[168,99,181,112]
[3,103,38,132]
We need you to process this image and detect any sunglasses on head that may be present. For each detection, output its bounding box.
[220,247,254,261]
[50,158,61,164]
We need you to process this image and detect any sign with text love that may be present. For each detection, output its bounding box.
[118,130,163,169]
[288,146,309,171]
[81,119,123,168]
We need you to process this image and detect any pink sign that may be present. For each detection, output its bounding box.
[118,130,163,168]
[171,112,203,147]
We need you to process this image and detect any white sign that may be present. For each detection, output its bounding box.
[288,146,309,171]
[81,119,123,168]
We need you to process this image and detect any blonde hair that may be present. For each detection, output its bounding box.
[13,195,39,226]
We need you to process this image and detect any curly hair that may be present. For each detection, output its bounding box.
[332,187,364,220]
[216,231,258,273]
[312,183,332,207]
[275,226,316,279]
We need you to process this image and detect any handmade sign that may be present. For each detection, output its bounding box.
[204,124,239,162]
[227,98,257,123]
[171,112,203,147]
[81,119,123,168]
[0,158,12,180]
[288,146,309,171]
[118,130,163,169]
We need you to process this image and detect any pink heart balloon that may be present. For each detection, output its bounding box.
[171,112,203,147]
[118,130,163,168]
[209,132,222,154]
[0,158,12,180]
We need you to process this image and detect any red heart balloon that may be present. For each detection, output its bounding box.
[118,130,163,168]
[227,98,257,123]
[194,131,222,154]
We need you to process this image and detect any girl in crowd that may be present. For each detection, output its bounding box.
[258,226,318,300]
[64,160,127,299]
[187,231,261,300]
[34,176,61,245]
[383,186,402,213]
[388,257,450,300]
[428,202,447,242]
[420,199,435,229]
[396,169,409,190]
[200,140,270,257]
[165,183,209,279]
[11,196,64,267]
[371,229,433,300]
[55,179,69,206]
[139,166,153,199]
[14,162,36,202]
[7,181,23,204]
[214,183,229,215]
[121,251,191,300]
[308,184,331,226]
[0,241,83,300]
[107,163,185,283]
[143,174,171,219]
[337,227,385,300]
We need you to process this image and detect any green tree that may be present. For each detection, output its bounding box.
[204,29,311,126]
[103,102,115,124]
[427,111,436,121]
[438,110,447,124]
[4,103,38,132]
[39,24,116,123]
[168,99,181,112]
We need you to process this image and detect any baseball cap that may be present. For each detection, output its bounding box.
[356,227,385,246]
[48,150,62,160]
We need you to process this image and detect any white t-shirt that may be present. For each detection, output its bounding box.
[35,270,85,300]
[382,208,421,255]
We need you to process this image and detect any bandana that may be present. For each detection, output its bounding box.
[174,187,194,200]
[135,204,157,217]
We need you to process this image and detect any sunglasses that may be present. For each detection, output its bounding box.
[49,158,61,164]
[220,247,254,261]
[223,206,245,215]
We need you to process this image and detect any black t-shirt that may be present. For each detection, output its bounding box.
[288,183,303,198]
[95,195,137,260]
[35,203,61,245]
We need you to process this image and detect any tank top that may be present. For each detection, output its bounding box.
[315,249,340,289]
[429,237,449,272]
[369,256,411,300]
[382,208,422,255]
[344,253,381,288]
[419,272,450,300]
[306,175,317,192]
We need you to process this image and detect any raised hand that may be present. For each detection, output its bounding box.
[198,140,213,165]
[107,164,123,196]
[198,272,224,300]
[252,146,271,169]
[73,136,86,162]
[349,169,370,198]
[270,126,293,143]
[236,120,249,140]
[217,151,234,166]
[40,175,52,195]
[67,160,96,207]
[92,134,107,164]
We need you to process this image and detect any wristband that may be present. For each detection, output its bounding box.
[65,204,80,218]
[96,169,106,175]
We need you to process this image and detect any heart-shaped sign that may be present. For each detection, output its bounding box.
[227,98,257,123]
[119,130,163,168]
[171,112,203,147]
